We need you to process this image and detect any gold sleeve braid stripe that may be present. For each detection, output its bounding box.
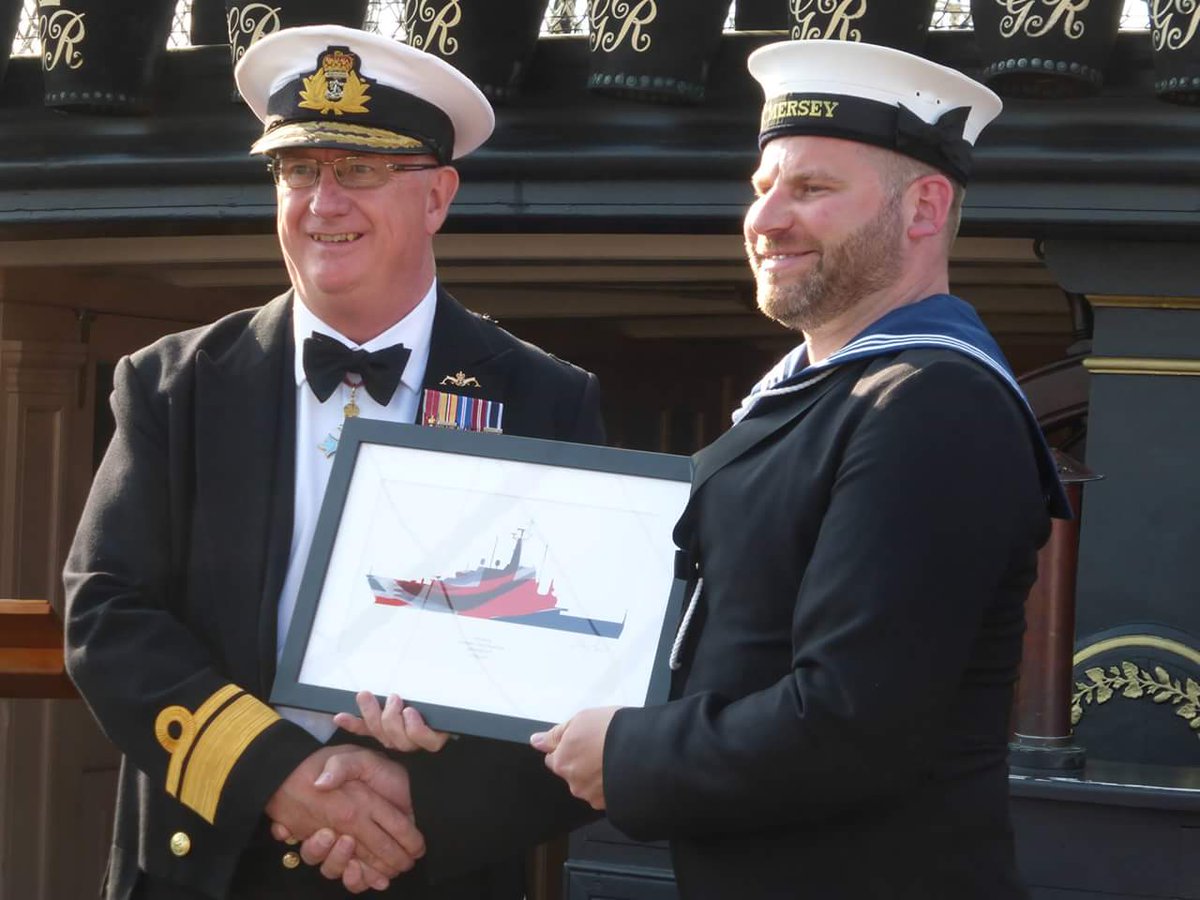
[155,685,281,824]
[155,683,241,801]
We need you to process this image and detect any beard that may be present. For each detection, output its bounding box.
[750,194,905,333]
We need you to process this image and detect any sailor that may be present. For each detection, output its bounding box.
[64,24,602,900]
[532,39,1068,899]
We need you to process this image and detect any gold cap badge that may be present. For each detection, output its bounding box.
[298,47,372,116]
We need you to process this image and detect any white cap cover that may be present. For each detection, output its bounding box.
[748,40,1002,183]
[235,24,495,162]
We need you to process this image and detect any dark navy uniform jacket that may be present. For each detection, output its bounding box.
[65,290,603,900]
[605,348,1049,900]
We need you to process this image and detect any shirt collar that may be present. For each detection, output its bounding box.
[292,280,439,392]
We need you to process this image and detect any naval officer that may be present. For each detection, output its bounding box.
[65,24,601,900]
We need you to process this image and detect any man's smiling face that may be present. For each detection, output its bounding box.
[275,147,447,319]
[744,135,906,333]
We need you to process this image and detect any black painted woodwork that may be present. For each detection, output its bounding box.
[0,32,1196,239]
[1040,241,1200,768]
[562,764,1200,899]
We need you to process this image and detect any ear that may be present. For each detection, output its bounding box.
[905,173,955,241]
[424,166,460,235]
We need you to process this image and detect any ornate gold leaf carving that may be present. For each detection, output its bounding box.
[1071,660,1200,741]
[407,0,463,55]
[589,0,657,53]
[789,0,868,42]
[996,0,1090,41]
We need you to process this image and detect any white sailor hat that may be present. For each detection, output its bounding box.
[235,24,494,163]
[747,40,1002,184]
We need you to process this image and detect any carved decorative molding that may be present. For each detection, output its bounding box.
[1072,634,1200,744]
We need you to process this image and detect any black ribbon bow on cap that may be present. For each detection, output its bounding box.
[894,105,974,183]
[302,332,412,406]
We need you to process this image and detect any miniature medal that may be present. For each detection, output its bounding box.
[318,429,341,459]
[421,388,504,433]
[318,377,363,458]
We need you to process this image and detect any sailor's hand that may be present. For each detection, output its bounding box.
[265,746,423,886]
[284,828,391,894]
[531,706,619,811]
[334,690,451,753]
[271,746,423,892]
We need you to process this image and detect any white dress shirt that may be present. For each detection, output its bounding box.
[275,282,438,740]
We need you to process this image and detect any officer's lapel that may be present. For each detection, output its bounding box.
[194,294,295,695]
[418,288,514,424]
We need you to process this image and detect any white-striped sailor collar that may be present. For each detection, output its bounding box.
[732,293,1071,518]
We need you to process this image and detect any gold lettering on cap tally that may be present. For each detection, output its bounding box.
[38,0,86,72]
[405,0,463,56]
[299,47,372,116]
[789,0,867,42]
[761,97,840,128]
[996,0,1090,41]
[1150,0,1200,51]
[228,4,283,62]
[589,0,657,54]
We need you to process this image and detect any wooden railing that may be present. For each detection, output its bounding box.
[0,599,76,698]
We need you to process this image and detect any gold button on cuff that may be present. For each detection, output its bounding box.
[282,851,301,869]
[285,836,299,846]
[169,832,191,857]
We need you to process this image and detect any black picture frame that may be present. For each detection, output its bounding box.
[271,418,692,743]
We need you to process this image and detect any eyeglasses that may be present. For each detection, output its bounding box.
[269,156,440,190]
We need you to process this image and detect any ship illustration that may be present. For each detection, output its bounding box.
[367,529,625,638]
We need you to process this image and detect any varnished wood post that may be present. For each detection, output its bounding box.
[526,836,568,900]
[1009,454,1100,773]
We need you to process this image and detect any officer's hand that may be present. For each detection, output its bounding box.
[272,745,423,891]
[265,746,424,883]
[334,690,451,753]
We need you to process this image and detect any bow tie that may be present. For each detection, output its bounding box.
[302,332,412,406]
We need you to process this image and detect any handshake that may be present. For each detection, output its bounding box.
[264,691,451,894]
[265,691,620,894]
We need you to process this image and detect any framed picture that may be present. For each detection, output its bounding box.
[272,418,693,743]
